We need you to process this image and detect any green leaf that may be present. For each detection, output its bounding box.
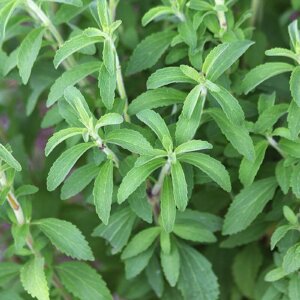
[242,62,294,94]
[175,93,205,144]
[93,160,114,225]
[61,163,99,200]
[128,183,152,223]
[239,140,268,187]
[0,262,20,285]
[265,267,286,282]
[128,88,186,115]
[171,161,188,211]
[142,6,174,26]
[179,152,231,192]
[291,163,300,198]
[95,113,123,129]
[173,222,216,243]
[121,227,161,259]
[47,62,101,106]
[146,255,164,297]
[98,63,116,110]
[283,205,298,225]
[20,257,49,300]
[202,40,254,82]
[160,176,176,233]
[47,142,95,191]
[0,144,21,171]
[97,0,110,28]
[290,66,300,107]
[288,100,300,139]
[126,31,176,75]
[0,0,19,43]
[283,243,300,274]
[206,80,245,125]
[17,27,45,84]
[56,262,112,300]
[42,0,83,6]
[223,177,277,235]
[36,218,94,260]
[279,138,300,158]
[208,108,255,161]
[54,28,105,68]
[137,109,172,150]
[147,67,195,89]
[124,244,156,279]
[105,128,157,156]
[271,225,294,250]
[288,20,300,53]
[275,160,291,194]
[178,243,219,300]
[289,274,300,300]
[118,157,165,203]
[175,140,212,154]
[265,47,299,62]
[254,103,288,133]
[160,243,180,287]
[45,127,85,156]
[188,0,214,11]
[182,84,202,119]
[232,244,263,299]
[92,207,136,253]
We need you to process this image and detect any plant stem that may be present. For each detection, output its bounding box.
[215,0,227,33]
[266,136,285,158]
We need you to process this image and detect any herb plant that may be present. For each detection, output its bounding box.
[1,0,300,299]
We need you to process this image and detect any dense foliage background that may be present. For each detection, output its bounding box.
[1,0,300,299]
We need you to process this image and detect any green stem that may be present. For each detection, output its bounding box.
[266,136,285,158]
[214,0,227,33]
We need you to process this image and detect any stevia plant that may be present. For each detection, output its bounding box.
[1,0,300,299]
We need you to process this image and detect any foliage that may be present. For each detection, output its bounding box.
[1,0,300,299]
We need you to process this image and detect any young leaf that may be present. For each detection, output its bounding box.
[61,163,99,200]
[182,84,202,119]
[283,243,300,274]
[20,257,49,300]
[95,113,123,129]
[128,88,186,115]
[147,67,196,89]
[137,109,172,150]
[290,66,300,107]
[173,223,216,243]
[208,108,255,161]
[118,158,165,203]
[47,61,101,106]
[105,128,158,155]
[126,31,176,75]
[142,6,174,26]
[179,152,231,192]
[36,218,94,260]
[223,177,277,235]
[160,243,180,287]
[17,27,45,84]
[0,144,21,171]
[239,140,268,187]
[171,161,188,211]
[0,0,19,43]
[288,20,300,52]
[121,227,161,259]
[97,0,110,28]
[45,127,85,156]
[160,176,176,233]
[175,140,212,154]
[205,80,245,125]
[242,63,294,94]
[98,63,116,110]
[56,262,112,300]
[93,160,114,225]
[288,100,300,139]
[202,40,254,82]
[54,28,105,68]
[47,142,95,191]
[275,160,291,195]
[265,47,299,62]
[271,225,294,250]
